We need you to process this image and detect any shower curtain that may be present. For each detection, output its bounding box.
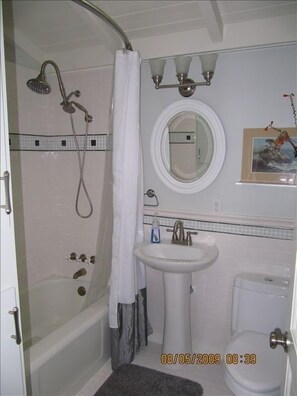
[82,144,113,308]
[109,50,151,370]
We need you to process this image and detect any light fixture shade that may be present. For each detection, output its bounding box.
[174,56,192,75]
[149,59,166,77]
[199,53,218,72]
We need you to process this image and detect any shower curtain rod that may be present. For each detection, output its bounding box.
[71,0,133,51]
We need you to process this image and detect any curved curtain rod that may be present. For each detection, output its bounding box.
[71,0,133,51]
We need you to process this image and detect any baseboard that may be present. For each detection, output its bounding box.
[148,332,225,357]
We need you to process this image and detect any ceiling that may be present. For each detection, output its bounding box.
[6,0,297,70]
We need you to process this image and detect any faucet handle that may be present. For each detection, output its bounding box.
[66,252,78,263]
[79,253,87,262]
[186,231,198,246]
[166,228,178,241]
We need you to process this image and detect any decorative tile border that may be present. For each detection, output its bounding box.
[169,131,195,144]
[143,214,294,240]
[9,133,111,151]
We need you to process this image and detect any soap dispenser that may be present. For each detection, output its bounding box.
[151,214,161,243]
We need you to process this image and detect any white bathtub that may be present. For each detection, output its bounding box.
[21,275,110,396]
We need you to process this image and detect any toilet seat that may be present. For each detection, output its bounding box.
[224,331,285,395]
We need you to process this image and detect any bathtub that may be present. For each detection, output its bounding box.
[21,275,110,396]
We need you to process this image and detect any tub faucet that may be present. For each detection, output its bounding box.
[73,268,87,279]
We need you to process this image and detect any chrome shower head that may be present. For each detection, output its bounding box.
[27,60,66,100]
[27,60,92,122]
[27,73,51,95]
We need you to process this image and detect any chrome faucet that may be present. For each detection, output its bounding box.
[174,220,185,243]
[73,268,87,279]
[167,220,198,246]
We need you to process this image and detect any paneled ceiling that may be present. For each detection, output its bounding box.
[6,0,297,70]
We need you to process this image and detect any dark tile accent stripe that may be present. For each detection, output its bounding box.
[9,133,111,151]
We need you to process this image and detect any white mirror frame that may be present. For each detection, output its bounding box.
[151,99,226,194]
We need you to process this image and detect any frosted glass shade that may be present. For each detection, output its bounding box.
[174,56,192,75]
[199,54,218,72]
[149,59,166,77]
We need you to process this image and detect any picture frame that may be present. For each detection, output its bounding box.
[241,128,297,185]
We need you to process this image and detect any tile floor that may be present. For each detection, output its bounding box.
[76,341,234,396]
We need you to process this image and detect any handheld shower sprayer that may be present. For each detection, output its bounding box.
[26,60,93,122]
[70,101,94,123]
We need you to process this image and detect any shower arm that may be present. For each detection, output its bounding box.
[71,0,133,51]
[37,61,93,122]
[41,60,68,103]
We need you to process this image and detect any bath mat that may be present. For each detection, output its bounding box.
[94,363,203,396]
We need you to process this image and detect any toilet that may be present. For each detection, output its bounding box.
[224,273,289,396]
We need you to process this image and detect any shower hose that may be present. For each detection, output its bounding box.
[69,114,93,218]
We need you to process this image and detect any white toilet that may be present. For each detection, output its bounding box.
[224,273,289,396]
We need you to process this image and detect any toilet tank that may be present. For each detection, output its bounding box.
[231,273,289,335]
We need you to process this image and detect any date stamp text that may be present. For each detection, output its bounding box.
[160,353,256,365]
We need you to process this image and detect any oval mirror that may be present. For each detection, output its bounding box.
[151,100,226,193]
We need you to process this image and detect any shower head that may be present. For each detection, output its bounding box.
[27,60,67,101]
[27,73,51,95]
[27,60,92,122]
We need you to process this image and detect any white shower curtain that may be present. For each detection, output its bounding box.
[109,50,151,370]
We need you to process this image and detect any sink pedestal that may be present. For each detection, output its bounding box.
[162,272,192,355]
[133,239,219,363]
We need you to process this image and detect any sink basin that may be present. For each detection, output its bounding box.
[134,239,218,273]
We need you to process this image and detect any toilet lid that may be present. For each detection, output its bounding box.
[225,331,285,393]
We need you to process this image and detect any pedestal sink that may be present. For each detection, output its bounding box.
[134,240,219,358]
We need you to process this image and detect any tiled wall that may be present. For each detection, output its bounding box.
[143,209,294,355]
[11,149,109,287]
[7,63,114,288]
[144,219,294,353]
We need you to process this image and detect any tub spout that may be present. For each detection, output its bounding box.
[73,268,87,279]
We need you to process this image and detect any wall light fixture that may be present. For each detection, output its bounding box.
[149,53,218,97]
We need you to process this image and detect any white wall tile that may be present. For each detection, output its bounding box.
[144,223,293,351]
[9,65,113,288]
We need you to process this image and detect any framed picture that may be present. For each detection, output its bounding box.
[241,128,297,185]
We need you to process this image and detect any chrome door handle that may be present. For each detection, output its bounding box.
[0,171,12,214]
[9,307,22,345]
[270,328,290,353]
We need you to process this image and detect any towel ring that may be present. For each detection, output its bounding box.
[144,189,159,207]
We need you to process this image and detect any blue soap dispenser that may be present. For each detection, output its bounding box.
[151,214,161,243]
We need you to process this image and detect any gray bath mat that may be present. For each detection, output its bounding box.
[94,364,203,396]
